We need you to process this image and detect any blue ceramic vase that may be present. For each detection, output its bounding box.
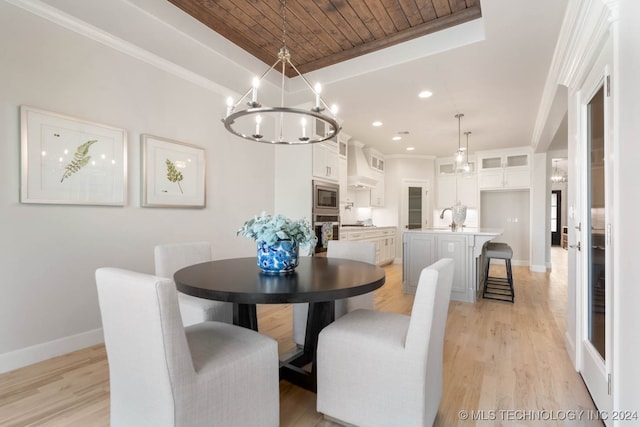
[257,240,299,274]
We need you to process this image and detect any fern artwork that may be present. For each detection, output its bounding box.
[165,159,184,194]
[60,140,98,183]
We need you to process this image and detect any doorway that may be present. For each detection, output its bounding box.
[551,190,562,246]
[400,180,430,230]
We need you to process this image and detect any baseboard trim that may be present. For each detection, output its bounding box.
[565,330,577,369]
[529,264,548,272]
[0,328,104,374]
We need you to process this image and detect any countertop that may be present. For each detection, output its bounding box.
[340,225,397,230]
[403,227,503,236]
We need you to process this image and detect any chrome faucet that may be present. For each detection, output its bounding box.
[439,208,456,230]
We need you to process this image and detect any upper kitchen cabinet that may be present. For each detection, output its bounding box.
[477,148,531,190]
[312,139,339,182]
[364,148,385,206]
[364,148,384,172]
[436,157,477,208]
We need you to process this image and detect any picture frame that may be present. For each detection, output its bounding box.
[20,106,127,206]
[141,134,206,208]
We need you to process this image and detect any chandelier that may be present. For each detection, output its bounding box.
[551,159,567,182]
[222,0,340,144]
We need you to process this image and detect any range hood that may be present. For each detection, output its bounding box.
[347,140,379,189]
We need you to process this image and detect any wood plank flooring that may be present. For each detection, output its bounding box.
[0,248,600,426]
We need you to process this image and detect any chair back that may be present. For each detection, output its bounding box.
[96,268,193,426]
[154,241,212,278]
[327,240,376,264]
[328,240,377,313]
[405,258,454,422]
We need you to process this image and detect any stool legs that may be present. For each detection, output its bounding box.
[483,257,515,303]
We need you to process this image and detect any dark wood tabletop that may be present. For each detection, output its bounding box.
[174,256,386,392]
[174,256,386,305]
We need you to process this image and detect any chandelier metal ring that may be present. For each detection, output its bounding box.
[224,107,340,145]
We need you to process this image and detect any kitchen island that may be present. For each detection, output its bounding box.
[403,228,502,303]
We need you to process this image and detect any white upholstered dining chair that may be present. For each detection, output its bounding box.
[292,240,377,346]
[154,241,232,326]
[316,258,455,427]
[96,267,279,427]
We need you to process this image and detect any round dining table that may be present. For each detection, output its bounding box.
[174,256,386,391]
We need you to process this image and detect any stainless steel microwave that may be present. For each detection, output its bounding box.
[312,180,340,215]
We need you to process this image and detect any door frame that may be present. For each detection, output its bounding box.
[400,179,430,231]
[574,46,613,419]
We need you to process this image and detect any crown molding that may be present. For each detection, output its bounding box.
[531,0,618,151]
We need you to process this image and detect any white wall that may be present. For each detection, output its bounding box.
[530,153,549,271]
[480,191,531,265]
[382,156,436,259]
[0,1,275,372]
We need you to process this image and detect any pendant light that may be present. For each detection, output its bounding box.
[454,113,464,164]
[222,0,340,144]
[463,131,471,172]
[551,159,567,182]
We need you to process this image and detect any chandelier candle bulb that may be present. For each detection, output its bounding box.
[226,96,234,117]
[254,115,262,138]
[251,77,260,105]
[314,83,322,111]
[301,118,307,138]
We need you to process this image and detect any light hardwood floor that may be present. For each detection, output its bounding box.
[0,248,601,426]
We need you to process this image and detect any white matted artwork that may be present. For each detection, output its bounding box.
[141,134,206,208]
[20,106,127,206]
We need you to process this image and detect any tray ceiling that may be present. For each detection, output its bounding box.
[167,0,482,77]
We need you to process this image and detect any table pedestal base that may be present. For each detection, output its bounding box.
[233,300,335,392]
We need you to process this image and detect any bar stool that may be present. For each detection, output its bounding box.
[483,242,515,302]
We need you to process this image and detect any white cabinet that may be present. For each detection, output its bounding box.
[477,150,531,190]
[312,141,339,182]
[342,227,396,265]
[436,158,477,208]
[403,233,436,294]
[365,148,384,172]
[403,231,502,302]
[382,233,396,264]
[403,233,467,296]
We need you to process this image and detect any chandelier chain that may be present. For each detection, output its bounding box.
[281,0,287,49]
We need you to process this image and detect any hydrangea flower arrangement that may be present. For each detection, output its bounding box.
[237,212,317,248]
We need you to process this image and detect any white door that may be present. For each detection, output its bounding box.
[576,45,613,420]
[401,180,430,230]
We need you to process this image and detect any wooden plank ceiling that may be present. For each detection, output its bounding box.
[167,0,482,77]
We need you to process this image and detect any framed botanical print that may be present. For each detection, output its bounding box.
[20,106,127,206]
[141,134,206,208]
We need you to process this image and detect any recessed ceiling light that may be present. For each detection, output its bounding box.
[392,136,402,141]
[372,121,383,127]
[418,90,433,99]
[406,146,415,151]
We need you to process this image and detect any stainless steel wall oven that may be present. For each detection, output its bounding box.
[312,180,340,253]
[312,180,339,215]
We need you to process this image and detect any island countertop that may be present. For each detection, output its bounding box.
[404,227,503,236]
